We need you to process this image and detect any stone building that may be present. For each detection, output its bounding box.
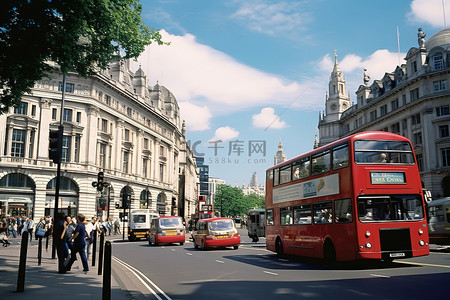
[0,58,198,222]
[318,28,450,198]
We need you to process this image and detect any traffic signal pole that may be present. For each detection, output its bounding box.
[52,72,66,259]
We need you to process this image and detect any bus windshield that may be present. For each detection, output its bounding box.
[357,195,424,222]
[354,140,415,164]
[133,215,146,223]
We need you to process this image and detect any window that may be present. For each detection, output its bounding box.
[160,145,165,157]
[292,157,310,180]
[279,165,291,184]
[105,95,111,105]
[332,144,349,170]
[144,138,149,150]
[31,105,36,117]
[124,129,130,142]
[311,151,330,175]
[429,205,445,222]
[358,195,423,222]
[436,105,450,116]
[76,112,81,123]
[28,130,35,158]
[439,125,449,138]
[265,209,274,226]
[101,119,108,132]
[413,132,422,145]
[280,206,293,225]
[52,108,57,120]
[354,140,415,164]
[14,102,28,115]
[402,94,407,106]
[369,110,377,121]
[58,82,75,93]
[127,107,132,117]
[143,158,148,178]
[123,151,130,173]
[391,99,399,111]
[159,163,164,181]
[313,201,332,224]
[74,135,80,163]
[434,80,447,92]
[63,108,72,122]
[62,135,71,162]
[442,147,450,167]
[380,104,387,116]
[410,88,419,101]
[11,129,26,157]
[391,122,400,134]
[293,204,311,225]
[432,53,445,70]
[273,169,279,186]
[335,199,353,223]
[99,143,106,169]
[411,113,421,125]
[416,154,423,172]
[412,61,417,73]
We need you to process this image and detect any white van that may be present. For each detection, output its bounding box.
[128,209,159,241]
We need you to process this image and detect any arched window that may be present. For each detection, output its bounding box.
[140,189,151,209]
[46,177,79,192]
[433,53,445,70]
[0,173,35,189]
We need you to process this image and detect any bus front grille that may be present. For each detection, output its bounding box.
[379,228,412,259]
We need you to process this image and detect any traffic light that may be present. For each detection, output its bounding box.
[99,197,107,210]
[49,126,63,163]
[122,192,131,209]
[115,202,120,209]
[97,172,104,191]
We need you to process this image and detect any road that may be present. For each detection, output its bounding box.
[111,229,450,299]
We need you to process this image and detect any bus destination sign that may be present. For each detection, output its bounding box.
[370,172,405,184]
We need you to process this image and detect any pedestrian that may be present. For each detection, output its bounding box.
[63,216,76,258]
[107,218,112,236]
[27,217,34,243]
[85,216,97,260]
[35,217,46,240]
[16,216,22,236]
[53,212,67,274]
[64,214,89,273]
[114,218,121,235]
[0,219,11,246]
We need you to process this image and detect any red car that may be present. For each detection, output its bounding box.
[148,216,185,246]
[193,218,240,250]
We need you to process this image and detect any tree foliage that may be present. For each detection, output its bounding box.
[214,185,265,217]
[0,0,166,114]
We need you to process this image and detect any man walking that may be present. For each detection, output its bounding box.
[64,214,89,273]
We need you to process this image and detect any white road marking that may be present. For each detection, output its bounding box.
[113,256,171,300]
[186,253,193,256]
[370,274,391,278]
[170,249,175,252]
[263,271,279,276]
[216,260,225,264]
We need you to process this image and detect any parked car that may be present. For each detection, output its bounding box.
[193,217,240,250]
[148,216,185,246]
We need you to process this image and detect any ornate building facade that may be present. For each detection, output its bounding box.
[0,59,198,222]
[318,28,450,198]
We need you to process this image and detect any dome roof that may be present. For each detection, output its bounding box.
[426,28,450,50]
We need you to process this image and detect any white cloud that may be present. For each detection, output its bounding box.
[178,102,212,131]
[209,126,240,142]
[252,107,288,129]
[407,0,449,28]
[230,0,312,36]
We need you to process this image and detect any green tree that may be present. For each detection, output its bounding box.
[0,0,166,114]
[214,185,265,217]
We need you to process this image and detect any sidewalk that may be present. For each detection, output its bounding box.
[0,235,129,299]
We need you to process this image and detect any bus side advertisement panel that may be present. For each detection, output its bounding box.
[273,174,340,204]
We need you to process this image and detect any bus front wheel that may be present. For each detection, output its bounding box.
[275,238,283,257]
[323,239,336,265]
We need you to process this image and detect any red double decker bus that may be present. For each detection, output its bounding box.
[265,131,429,262]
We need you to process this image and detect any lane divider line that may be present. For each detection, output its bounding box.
[113,256,172,300]
[263,270,278,276]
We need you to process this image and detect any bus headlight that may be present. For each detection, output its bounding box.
[418,229,423,235]
[365,231,371,238]
[419,240,425,246]
[365,242,372,249]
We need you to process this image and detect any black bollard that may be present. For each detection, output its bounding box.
[92,230,97,267]
[38,237,42,265]
[102,241,112,300]
[98,231,104,275]
[17,231,29,292]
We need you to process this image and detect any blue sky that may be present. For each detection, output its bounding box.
[135,0,449,187]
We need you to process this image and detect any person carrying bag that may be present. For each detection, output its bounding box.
[35,217,46,239]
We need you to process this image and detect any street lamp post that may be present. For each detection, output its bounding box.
[146,187,150,209]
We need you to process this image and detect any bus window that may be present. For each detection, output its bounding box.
[292,157,310,180]
[357,195,423,222]
[280,165,292,184]
[334,199,352,223]
[280,206,293,225]
[428,205,444,222]
[332,144,349,170]
[266,209,274,226]
[274,169,279,186]
[311,151,331,175]
[266,170,273,181]
[313,202,332,224]
[354,140,415,164]
[293,204,311,224]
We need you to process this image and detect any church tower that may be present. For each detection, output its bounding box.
[274,139,287,165]
[318,51,351,147]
